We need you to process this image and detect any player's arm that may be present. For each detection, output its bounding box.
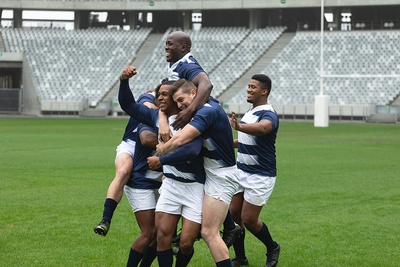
[139,130,158,149]
[158,110,172,142]
[230,111,273,136]
[233,139,239,148]
[172,72,213,130]
[143,102,157,109]
[118,66,139,113]
[156,124,201,155]
[118,70,155,127]
[189,72,213,110]
[147,136,202,170]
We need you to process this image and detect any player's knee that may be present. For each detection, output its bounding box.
[200,227,215,243]
[242,217,259,232]
[156,229,171,247]
[142,228,156,242]
[115,168,130,182]
[178,241,194,254]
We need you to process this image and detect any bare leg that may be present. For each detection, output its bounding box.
[107,153,133,202]
[200,195,230,262]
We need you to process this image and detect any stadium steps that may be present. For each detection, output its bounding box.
[217,32,296,104]
[100,33,164,104]
[389,92,400,106]
[0,33,4,52]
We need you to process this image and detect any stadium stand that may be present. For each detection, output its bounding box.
[130,27,251,97]
[1,25,399,120]
[227,30,400,107]
[208,26,286,97]
[131,26,286,98]
[1,27,151,106]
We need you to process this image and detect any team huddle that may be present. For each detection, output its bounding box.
[93,31,280,267]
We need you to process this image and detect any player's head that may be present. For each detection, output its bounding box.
[165,31,192,63]
[170,79,197,110]
[155,80,180,115]
[247,74,271,104]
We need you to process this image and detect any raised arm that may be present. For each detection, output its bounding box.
[118,66,138,112]
[118,67,156,127]
[230,111,273,136]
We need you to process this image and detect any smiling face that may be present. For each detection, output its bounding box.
[157,84,177,114]
[165,31,191,63]
[172,87,196,110]
[246,79,268,106]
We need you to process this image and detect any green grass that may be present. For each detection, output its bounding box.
[1,118,399,266]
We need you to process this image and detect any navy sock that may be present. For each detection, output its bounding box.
[176,248,194,267]
[139,246,157,267]
[126,248,144,267]
[102,198,118,222]
[254,222,277,251]
[223,210,235,231]
[216,259,232,267]
[157,249,173,267]
[233,228,246,260]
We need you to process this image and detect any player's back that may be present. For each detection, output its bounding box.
[192,97,236,169]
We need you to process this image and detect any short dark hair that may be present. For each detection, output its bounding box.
[155,79,174,98]
[170,79,196,96]
[160,77,169,84]
[252,74,272,91]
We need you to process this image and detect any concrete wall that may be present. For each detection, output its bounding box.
[1,0,400,11]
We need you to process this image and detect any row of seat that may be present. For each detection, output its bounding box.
[2,27,152,104]
[227,30,400,106]
[2,27,400,106]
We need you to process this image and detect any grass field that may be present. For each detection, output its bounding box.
[1,117,399,266]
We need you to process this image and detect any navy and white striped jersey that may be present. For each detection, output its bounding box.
[119,80,205,184]
[167,53,206,81]
[121,92,155,142]
[159,115,205,184]
[237,104,279,177]
[188,97,236,170]
[126,123,163,190]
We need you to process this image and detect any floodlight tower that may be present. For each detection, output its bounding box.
[314,0,330,127]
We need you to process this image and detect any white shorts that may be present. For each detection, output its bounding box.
[204,165,240,205]
[124,186,160,213]
[236,168,276,206]
[155,178,204,224]
[115,139,136,160]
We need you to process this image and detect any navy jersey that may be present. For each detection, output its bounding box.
[237,104,279,177]
[159,115,205,184]
[119,80,205,184]
[188,97,236,170]
[126,123,163,189]
[121,92,155,142]
[167,53,206,81]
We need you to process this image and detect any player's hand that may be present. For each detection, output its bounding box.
[171,108,193,130]
[230,111,240,130]
[120,66,137,80]
[147,156,161,170]
[158,123,172,143]
[156,142,167,156]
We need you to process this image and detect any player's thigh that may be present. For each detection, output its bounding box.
[155,212,180,237]
[202,194,229,233]
[180,217,201,246]
[135,209,156,232]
